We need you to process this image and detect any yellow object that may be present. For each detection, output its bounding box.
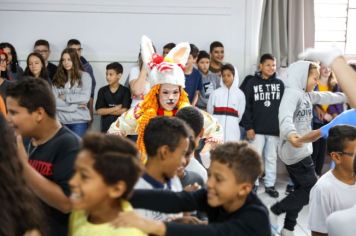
[317,83,330,111]
[69,200,147,236]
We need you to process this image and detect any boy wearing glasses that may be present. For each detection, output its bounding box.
[308,125,356,236]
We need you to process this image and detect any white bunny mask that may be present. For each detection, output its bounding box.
[140,35,190,88]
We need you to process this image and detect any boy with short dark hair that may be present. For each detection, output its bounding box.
[207,64,245,142]
[209,41,224,75]
[184,44,203,106]
[114,141,270,236]
[163,43,176,57]
[240,53,284,197]
[6,78,79,236]
[33,39,57,80]
[95,62,131,132]
[308,125,356,236]
[134,116,191,220]
[196,50,221,110]
[69,133,146,236]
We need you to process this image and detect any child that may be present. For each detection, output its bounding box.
[176,106,208,182]
[0,49,12,99]
[308,125,356,236]
[196,50,221,110]
[95,62,131,132]
[207,63,245,142]
[34,39,58,80]
[67,39,96,124]
[326,146,356,236]
[134,116,191,220]
[114,141,270,236]
[209,41,224,75]
[0,113,45,236]
[52,48,92,137]
[23,52,50,82]
[6,78,79,236]
[271,60,346,236]
[184,44,203,105]
[240,53,284,198]
[0,42,23,80]
[69,133,146,236]
[162,43,176,57]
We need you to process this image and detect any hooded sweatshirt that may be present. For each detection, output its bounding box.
[278,61,346,165]
[207,74,245,142]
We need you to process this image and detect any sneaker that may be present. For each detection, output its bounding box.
[265,186,279,198]
[285,184,294,195]
[280,228,295,236]
[269,209,280,236]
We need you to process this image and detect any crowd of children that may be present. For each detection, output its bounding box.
[0,35,356,236]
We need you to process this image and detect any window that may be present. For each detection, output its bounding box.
[315,0,356,55]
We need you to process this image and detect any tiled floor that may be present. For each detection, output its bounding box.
[257,175,311,236]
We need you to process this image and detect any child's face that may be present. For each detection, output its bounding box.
[3,47,12,63]
[106,69,121,86]
[306,68,320,92]
[320,64,331,78]
[0,54,7,71]
[333,140,356,174]
[162,137,189,179]
[69,150,123,212]
[34,45,50,61]
[210,47,224,63]
[158,84,180,111]
[197,58,210,75]
[259,59,276,78]
[61,53,73,71]
[207,161,251,212]
[6,97,40,136]
[28,55,43,78]
[222,69,234,88]
[185,55,196,69]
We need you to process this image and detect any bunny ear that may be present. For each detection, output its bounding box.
[140,35,155,67]
[165,42,190,65]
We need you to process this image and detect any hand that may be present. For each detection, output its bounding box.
[114,105,122,112]
[111,211,164,235]
[184,182,201,192]
[204,137,222,151]
[323,113,333,122]
[170,216,207,225]
[23,229,41,236]
[59,94,65,100]
[314,106,325,121]
[16,135,29,163]
[288,133,303,148]
[78,104,87,109]
[246,129,256,141]
[299,47,343,67]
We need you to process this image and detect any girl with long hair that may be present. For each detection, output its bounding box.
[23,52,50,82]
[52,48,92,137]
[0,42,23,80]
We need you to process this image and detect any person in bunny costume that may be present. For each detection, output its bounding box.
[108,36,222,162]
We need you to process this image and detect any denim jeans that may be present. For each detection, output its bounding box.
[272,156,317,231]
[65,122,89,137]
[250,134,279,187]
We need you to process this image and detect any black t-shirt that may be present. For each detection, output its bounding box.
[47,62,58,81]
[95,85,132,132]
[26,126,80,236]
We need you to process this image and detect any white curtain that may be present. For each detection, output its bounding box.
[259,0,315,67]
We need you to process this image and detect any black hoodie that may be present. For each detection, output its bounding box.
[240,72,284,136]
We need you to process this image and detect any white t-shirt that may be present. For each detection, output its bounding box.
[185,157,208,183]
[128,66,150,108]
[133,173,182,221]
[308,170,356,233]
[327,205,356,236]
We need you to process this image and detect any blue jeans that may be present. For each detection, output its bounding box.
[250,134,279,187]
[65,123,89,137]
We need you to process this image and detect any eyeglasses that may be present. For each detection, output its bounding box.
[335,151,355,158]
[35,49,49,53]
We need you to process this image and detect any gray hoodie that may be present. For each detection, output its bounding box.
[278,61,346,165]
[52,71,92,124]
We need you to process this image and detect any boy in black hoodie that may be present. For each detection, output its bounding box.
[241,53,284,198]
[113,142,271,236]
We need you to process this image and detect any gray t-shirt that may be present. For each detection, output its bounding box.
[196,71,220,110]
